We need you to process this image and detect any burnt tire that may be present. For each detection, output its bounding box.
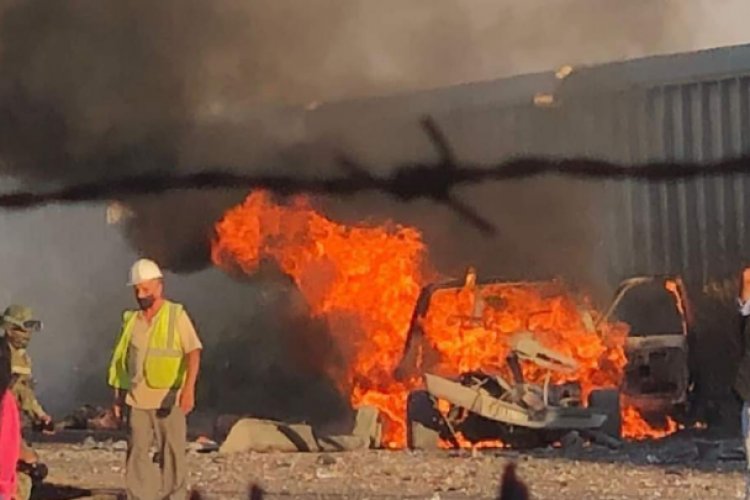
[406,390,441,450]
[588,389,621,439]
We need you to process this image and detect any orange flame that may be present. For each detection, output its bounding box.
[420,282,628,400]
[621,406,679,440]
[211,191,677,446]
[665,279,688,334]
[211,192,426,444]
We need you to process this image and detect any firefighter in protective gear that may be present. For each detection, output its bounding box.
[1,305,51,500]
[108,258,203,500]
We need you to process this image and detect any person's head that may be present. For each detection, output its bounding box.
[128,258,165,311]
[0,304,42,349]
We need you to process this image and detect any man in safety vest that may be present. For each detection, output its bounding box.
[108,258,203,500]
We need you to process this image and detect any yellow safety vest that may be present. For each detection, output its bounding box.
[107,301,186,390]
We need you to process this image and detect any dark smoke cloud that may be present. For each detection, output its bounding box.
[122,190,249,273]
[0,0,703,273]
[0,1,692,183]
[0,0,204,183]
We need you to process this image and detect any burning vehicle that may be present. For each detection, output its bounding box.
[599,275,693,421]
[395,269,692,449]
[212,191,687,448]
[405,337,621,449]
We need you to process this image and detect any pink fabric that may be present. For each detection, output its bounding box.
[0,390,19,499]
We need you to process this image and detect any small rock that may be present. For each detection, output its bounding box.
[316,454,337,466]
[315,468,336,479]
[82,436,97,449]
[112,440,128,451]
[189,437,220,453]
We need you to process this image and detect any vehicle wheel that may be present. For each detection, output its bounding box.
[588,389,621,439]
[406,390,442,450]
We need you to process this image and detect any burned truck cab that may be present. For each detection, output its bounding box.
[601,276,692,417]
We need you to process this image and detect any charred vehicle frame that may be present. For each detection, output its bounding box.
[394,271,693,449]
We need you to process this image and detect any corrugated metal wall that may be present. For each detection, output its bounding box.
[594,77,750,286]
[436,74,750,287]
[310,49,750,289]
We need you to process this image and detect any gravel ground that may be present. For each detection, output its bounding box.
[33,436,749,500]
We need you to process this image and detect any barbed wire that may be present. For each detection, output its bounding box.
[0,115,748,234]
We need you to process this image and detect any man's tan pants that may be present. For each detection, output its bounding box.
[126,406,186,500]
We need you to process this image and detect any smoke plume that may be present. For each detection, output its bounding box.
[0,0,733,272]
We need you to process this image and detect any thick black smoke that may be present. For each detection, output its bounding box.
[0,0,696,272]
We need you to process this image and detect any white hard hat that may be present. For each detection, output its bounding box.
[128,258,163,286]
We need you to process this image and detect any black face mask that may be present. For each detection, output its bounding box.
[137,295,155,311]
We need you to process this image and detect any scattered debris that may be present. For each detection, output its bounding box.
[560,431,584,452]
[220,419,320,454]
[314,468,338,479]
[58,405,120,431]
[317,435,369,452]
[36,439,748,499]
[581,429,623,450]
[644,440,699,465]
[717,440,745,462]
[316,454,337,466]
[189,436,220,453]
[533,93,556,107]
[219,407,383,454]
[79,437,128,452]
[82,436,97,450]
[352,406,383,448]
[555,65,574,80]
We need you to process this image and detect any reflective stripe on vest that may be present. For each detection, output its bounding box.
[107,301,185,390]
